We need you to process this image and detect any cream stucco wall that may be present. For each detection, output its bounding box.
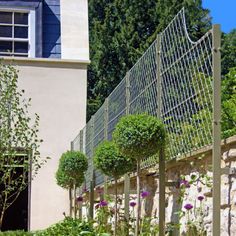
[3,58,89,230]
[60,0,89,60]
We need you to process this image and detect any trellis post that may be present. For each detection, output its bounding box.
[70,141,75,217]
[70,141,78,219]
[89,116,95,219]
[78,130,84,218]
[104,98,109,196]
[156,33,165,236]
[124,72,131,230]
[212,24,221,236]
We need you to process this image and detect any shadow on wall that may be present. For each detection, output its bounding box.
[43,0,61,58]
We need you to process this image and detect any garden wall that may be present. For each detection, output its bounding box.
[98,135,236,235]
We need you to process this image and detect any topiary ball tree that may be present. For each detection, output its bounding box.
[94,141,134,236]
[113,113,165,236]
[60,151,88,180]
[56,168,85,190]
[56,150,88,218]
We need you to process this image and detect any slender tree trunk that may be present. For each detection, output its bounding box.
[0,210,4,230]
[0,195,7,230]
[69,187,72,217]
[74,183,77,219]
[114,177,118,236]
[135,159,141,236]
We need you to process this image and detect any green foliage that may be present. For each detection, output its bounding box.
[94,206,112,234]
[165,67,236,159]
[139,217,159,236]
[56,151,87,218]
[34,217,94,236]
[0,63,43,228]
[0,231,32,236]
[94,141,134,178]
[56,168,84,189]
[222,67,236,138]
[113,114,165,160]
[87,0,211,119]
[221,29,236,75]
[59,151,88,181]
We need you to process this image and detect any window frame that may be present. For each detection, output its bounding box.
[0,7,35,57]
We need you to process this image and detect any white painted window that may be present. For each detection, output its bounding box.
[0,8,35,57]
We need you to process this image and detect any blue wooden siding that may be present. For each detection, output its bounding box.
[43,0,61,58]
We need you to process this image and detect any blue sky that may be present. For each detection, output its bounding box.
[203,0,236,33]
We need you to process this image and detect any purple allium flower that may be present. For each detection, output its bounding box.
[180,179,190,188]
[184,203,193,210]
[76,196,83,202]
[141,191,150,198]
[129,201,137,207]
[197,196,204,201]
[82,187,88,193]
[99,200,108,207]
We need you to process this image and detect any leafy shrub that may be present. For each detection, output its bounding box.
[94,141,134,178]
[59,151,88,180]
[0,231,33,236]
[113,113,165,160]
[56,151,88,217]
[34,217,94,236]
[222,67,236,138]
[56,168,84,189]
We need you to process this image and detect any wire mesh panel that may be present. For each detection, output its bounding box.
[93,103,106,186]
[93,103,105,148]
[84,119,94,189]
[72,132,81,151]
[129,40,158,117]
[107,78,127,140]
[160,9,213,159]
[71,8,214,188]
[128,40,160,168]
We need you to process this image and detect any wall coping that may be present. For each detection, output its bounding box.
[1,57,90,69]
[108,135,236,185]
[166,135,236,169]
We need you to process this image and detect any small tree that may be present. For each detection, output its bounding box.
[113,113,165,236]
[0,64,43,229]
[56,151,88,218]
[56,167,84,217]
[94,141,134,236]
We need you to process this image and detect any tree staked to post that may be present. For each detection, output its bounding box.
[113,113,165,236]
